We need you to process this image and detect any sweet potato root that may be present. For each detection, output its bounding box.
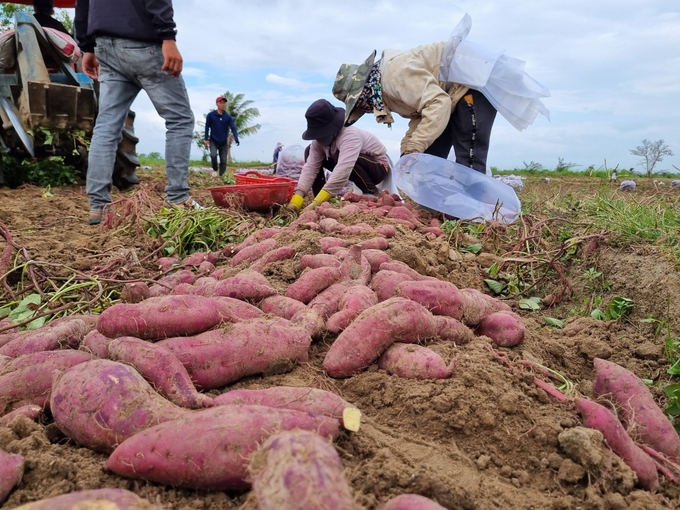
[250,246,295,272]
[79,329,112,358]
[592,357,680,463]
[327,284,378,333]
[97,295,234,341]
[0,319,89,358]
[231,238,278,267]
[396,279,464,319]
[308,283,351,320]
[575,397,659,490]
[248,430,355,510]
[319,237,350,253]
[381,494,448,510]
[338,245,371,285]
[108,337,213,409]
[369,270,417,302]
[0,404,42,427]
[259,295,308,320]
[323,297,445,378]
[213,386,354,422]
[120,282,150,303]
[105,404,340,490]
[157,317,312,389]
[212,273,278,301]
[300,253,342,270]
[148,269,196,298]
[374,224,396,238]
[0,350,93,414]
[475,311,525,347]
[0,448,23,504]
[9,489,163,510]
[51,359,190,453]
[378,343,455,379]
[286,266,342,304]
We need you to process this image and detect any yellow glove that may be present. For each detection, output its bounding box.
[287,193,304,211]
[312,189,332,206]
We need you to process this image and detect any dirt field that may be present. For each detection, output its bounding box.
[1,170,679,510]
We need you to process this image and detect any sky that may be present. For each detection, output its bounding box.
[93,1,680,173]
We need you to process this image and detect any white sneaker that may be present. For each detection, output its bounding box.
[171,197,204,210]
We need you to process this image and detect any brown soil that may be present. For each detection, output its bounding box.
[1,173,679,510]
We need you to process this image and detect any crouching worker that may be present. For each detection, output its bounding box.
[288,99,391,212]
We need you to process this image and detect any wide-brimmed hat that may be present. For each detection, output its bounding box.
[332,50,376,124]
[301,99,345,141]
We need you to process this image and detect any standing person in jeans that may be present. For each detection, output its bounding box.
[75,0,201,225]
[204,96,239,177]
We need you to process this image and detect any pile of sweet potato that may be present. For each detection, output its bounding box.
[0,201,595,508]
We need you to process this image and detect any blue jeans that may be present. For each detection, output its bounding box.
[86,37,195,210]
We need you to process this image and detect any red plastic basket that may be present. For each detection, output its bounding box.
[234,171,295,201]
[208,182,291,211]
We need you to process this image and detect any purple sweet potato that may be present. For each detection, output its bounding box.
[156,255,179,272]
[378,261,428,281]
[369,270,417,302]
[50,359,190,453]
[434,316,475,344]
[214,386,354,422]
[197,260,216,275]
[319,236,350,253]
[212,272,278,301]
[395,279,464,319]
[593,357,680,463]
[108,337,213,409]
[259,295,308,319]
[357,237,389,250]
[381,494,448,510]
[341,222,375,235]
[475,311,525,347]
[0,448,23,503]
[300,253,342,270]
[386,205,423,226]
[378,343,455,379]
[289,308,326,339]
[181,250,216,267]
[374,224,396,238]
[575,397,659,490]
[249,430,355,510]
[10,488,163,510]
[288,210,320,230]
[250,246,295,272]
[286,266,343,304]
[459,288,499,326]
[317,203,362,218]
[0,319,89,358]
[362,249,392,273]
[97,295,232,341]
[232,227,282,254]
[231,238,278,267]
[105,404,340,490]
[318,217,345,234]
[327,284,378,333]
[148,269,197,297]
[79,329,112,358]
[323,297,444,378]
[308,282,351,320]
[0,318,18,334]
[119,282,150,303]
[157,317,312,389]
[0,404,42,427]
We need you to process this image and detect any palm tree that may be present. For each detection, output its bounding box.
[194,91,261,164]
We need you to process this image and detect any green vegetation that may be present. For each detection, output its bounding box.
[1,154,79,188]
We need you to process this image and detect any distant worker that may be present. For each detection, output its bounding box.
[204,96,239,177]
[611,168,618,182]
[75,0,200,225]
[332,14,549,174]
[272,142,283,165]
[33,0,70,35]
[288,99,390,212]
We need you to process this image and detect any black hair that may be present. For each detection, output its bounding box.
[33,0,54,15]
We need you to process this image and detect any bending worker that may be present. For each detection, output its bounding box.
[332,14,549,174]
[288,99,391,212]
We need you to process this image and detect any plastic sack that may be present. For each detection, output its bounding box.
[275,144,305,181]
[43,27,80,63]
[392,153,521,223]
[0,30,16,69]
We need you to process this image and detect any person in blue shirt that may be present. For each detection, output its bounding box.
[204,96,239,176]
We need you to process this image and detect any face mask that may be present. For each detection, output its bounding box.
[316,134,335,147]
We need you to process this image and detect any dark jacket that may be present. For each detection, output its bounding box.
[34,12,71,36]
[74,0,177,53]
[205,110,239,146]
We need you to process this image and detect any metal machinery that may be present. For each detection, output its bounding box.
[0,5,139,188]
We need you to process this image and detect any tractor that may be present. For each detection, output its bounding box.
[0,0,139,188]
